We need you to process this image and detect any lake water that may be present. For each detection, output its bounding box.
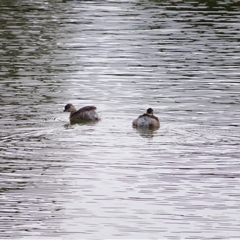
[0,0,240,239]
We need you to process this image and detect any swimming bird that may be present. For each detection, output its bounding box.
[63,103,100,123]
[132,108,160,128]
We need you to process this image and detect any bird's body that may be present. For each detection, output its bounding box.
[132,108,160,128]
[64,103,100,123]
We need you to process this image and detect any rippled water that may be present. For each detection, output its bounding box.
[0,0,240,239]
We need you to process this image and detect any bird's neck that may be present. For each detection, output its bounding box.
[70,107,77,117]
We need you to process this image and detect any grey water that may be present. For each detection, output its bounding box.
[0,0,240,239]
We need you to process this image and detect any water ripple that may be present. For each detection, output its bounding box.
[0,0,240,239]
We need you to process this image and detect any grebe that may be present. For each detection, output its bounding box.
[63,103,100,123]
[132,108,160,128]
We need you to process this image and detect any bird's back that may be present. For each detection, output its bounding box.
[133,114,159,128]
[71,106,99,121]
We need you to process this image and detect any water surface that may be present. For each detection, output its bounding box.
[0,0,240,239]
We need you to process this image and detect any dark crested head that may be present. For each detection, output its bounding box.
[147,108,153,115]
[64,103,73,112]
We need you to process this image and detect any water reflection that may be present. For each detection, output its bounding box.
[64,120,100,128]
[147,0,240,11]
[134,127,159,138]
